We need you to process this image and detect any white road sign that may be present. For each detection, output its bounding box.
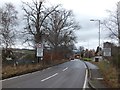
[36,43,43,57]
[103,48,111,56]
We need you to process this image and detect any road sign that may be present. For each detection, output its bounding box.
[103,48,111,56]
[36,43,43,57]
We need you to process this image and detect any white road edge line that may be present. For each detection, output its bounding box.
[62,67,68,71]
[83,62,87,69]
[41,73,58,82]
[1,73,30,82]
[1,70,42,82]
[83,69,88,89]
[47,67,51,70]
[1,66,52,82]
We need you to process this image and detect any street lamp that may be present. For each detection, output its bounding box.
[90,19,101,47]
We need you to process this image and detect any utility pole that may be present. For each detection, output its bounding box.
[90,19,101,47]
[98,20,100,47]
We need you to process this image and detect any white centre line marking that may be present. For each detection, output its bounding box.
[41,73,58,82]
[62,67,68,71]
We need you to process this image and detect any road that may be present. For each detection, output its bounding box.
[2,59,88,88]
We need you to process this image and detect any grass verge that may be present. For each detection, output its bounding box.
[2,59,69,79]
[92,60,119,88]
[83,58,92,61]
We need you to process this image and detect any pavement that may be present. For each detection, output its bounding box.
[84,61,108,89]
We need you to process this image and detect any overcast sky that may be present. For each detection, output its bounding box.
[0,0,120,49]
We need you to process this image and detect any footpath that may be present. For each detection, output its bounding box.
[84,61,108,89]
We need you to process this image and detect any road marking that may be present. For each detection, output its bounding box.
[41,73,58,82]
[31,71,41,74]
[83,69,88,89]
[1,73,31,82]
[0,73,30,83]
[95,78,103,80]
[47,67,51,70]
[42,69,45,72]
[1,66,52,82]
[83,62,87,69]
[62,67,68,71]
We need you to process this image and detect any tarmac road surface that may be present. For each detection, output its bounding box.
[2,59,88,88]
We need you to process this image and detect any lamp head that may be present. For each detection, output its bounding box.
[90,19,95,21]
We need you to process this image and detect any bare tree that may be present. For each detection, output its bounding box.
[102,2,120,46]
[0,3,18,49]
[22,0,59,47]
[102,2,120,85]
[43,9,80,51]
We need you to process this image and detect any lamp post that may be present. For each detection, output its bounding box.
[90,19,101,47]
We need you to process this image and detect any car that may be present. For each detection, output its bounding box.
[69,56,74,60]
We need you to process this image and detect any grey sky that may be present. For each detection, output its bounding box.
[0,0,119,49]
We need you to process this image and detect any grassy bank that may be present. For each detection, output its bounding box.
[92,60,119,88]
[2,59,69,79]
[83,58,92,61]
